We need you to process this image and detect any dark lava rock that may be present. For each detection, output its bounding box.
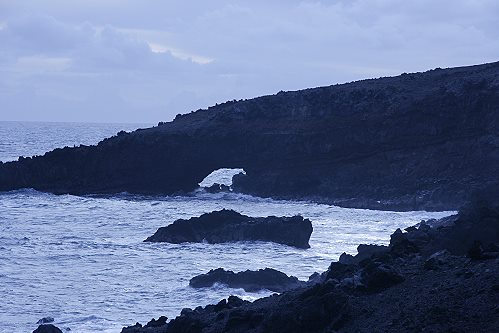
[2,62,499,211]
[189,268,304,292]
[145,316,168,328]
[389,187,499,258]
[121,316,168,333]
[423,250,452,270]
[359,261,404,292]
[121,323,143,333]
[355,244,389,262]
[33,324,63,333]
[325,262,358,282]
[144,209,313,248]
[468,240,486,260]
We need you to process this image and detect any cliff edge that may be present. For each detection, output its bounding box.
[2,61,499,210]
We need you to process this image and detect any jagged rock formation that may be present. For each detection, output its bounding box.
[189,268,304,293]
[1,62,499,210]
[121,316,168,333]
[144,209,313,249]
[120,191,499,333]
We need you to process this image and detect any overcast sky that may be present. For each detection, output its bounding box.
[0,0,498,123]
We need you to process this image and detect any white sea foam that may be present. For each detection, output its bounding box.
[199,168,246,187]
[0,189,453,333]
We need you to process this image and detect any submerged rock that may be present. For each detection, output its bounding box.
[144,209,313,248]
[189,268,304,292]
[203,183,231,193]
[36,317,55,325]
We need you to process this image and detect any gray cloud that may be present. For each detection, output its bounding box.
[0,1,498,123]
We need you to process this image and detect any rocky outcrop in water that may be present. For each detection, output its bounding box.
[144,209,313,249]
[32,324,62,333]
[36,317,54,325]
[122,191,499,333]
[189,268,304,293]
[1,62,499,210]
[203,183,231,193]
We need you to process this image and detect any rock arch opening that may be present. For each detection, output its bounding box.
[198,168,246,192]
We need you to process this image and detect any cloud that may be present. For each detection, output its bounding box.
[0,14,210,122]
[0,15,198,72]
[0,1,498,123]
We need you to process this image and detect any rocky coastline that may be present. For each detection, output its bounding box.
[114,191,499,333]
[19,61,499,332]
[2,62,499,211]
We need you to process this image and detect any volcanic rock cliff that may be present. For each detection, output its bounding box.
[2,62,499,210]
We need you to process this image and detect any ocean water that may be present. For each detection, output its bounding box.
[0,121,453,333]
[0,121,152,163]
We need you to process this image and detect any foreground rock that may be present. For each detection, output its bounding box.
[1,62,499,210]
[189,268,304,293]
[144,209,313,249]
[122,192,499,333]
[33,324,62,333]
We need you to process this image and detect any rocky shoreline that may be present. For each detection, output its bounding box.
[19,61,499,332]
[33,189,498,333]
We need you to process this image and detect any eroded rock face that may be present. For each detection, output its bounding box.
[189,268,303,293]
[144,209,313,249]
[1,62,499,210]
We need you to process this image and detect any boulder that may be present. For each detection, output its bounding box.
[145,209,313,249]
[423,250,452,270]
[355,244,389,262]
[325,262,358,281]
[359,261,404,292]
[33,325,63,333]
[189,268,303,292]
